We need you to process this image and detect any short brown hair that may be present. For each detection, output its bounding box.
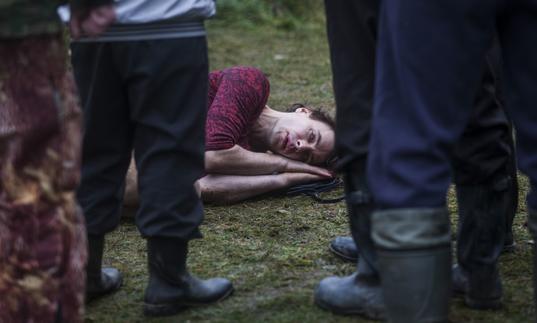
[286,103,336,131]
[287,103,338,168]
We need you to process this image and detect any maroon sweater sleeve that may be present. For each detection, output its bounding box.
[205,66,270,151]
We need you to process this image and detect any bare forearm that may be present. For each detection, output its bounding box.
[124,148,330,206]
[198,172,326,205]
[205,145,286,175]
[199,174,286,204]
[205,145,332,177]
[124,158,288,205]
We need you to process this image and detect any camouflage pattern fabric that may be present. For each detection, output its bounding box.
[0,34,87,323]
[0,0,113,38]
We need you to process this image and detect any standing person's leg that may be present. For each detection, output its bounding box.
[481,45,520,251]
[324,0,379,264]
[0,35,87,323]
[495,2,537,317]
[369,0,497,321]
[314,0,385,319]
[504,122,519,250]
[122,38,232,317]
[451,50,514,309]
[71,42,128,301]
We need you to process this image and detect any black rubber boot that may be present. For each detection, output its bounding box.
[326,184,514,266]
[328,163,374,264]
[143,237,234,317]
[454,181,507,309]
[343,161,378,274]
[372,208,451,323]
[527,208,537,321]
[86,235,123,303]
[315,251,385,320]
[315,161,385,320]
[451,264,469,295]
[329,236,359,262]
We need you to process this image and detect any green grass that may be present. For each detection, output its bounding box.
[85,21,534,323]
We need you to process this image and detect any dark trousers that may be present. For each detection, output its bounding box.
[325,0,518,272]
[325,0,515,184]
[71,37,208,239]
[368,0,537,209]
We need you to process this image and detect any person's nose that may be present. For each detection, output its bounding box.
[296,139,313,151]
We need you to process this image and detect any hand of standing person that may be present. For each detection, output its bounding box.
[70,4,116,39]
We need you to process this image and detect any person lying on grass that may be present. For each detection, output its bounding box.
[124,66,335,205]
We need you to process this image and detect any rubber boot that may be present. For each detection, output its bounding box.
[344,160,378,275]
[315,251,385,320]
[315,161,385,320]
[453,180,507,309]
[451,264,469,295]
[372,208,451,323]
[86,235,123,302]
[143,237,234,317]
[527,208,537,322]
[329,236,359,262]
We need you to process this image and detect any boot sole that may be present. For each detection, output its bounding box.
[143,286,234,317]
[465,296,502,310]
[452,287,502,310]
[86,276,124,304]
[328,245,358,263]
[314,295,385,321]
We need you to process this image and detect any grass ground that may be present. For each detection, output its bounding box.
[85,20,534,323]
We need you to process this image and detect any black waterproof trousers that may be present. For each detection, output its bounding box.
[72,37,208,240]
[325,0,517,268]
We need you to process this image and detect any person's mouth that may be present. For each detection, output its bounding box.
[281,132,289,150]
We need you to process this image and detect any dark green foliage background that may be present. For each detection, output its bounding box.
[214,0,325,29]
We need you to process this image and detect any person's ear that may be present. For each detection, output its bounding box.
[295,107,312,116]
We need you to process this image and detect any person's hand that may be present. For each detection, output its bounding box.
[281,172,328,186]
[282,158,333,178]
[70,5,116,39]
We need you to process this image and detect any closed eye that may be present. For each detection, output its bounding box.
[308,129,315,143]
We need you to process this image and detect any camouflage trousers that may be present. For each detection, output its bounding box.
[0,34,86,323]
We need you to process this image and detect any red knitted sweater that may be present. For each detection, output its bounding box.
[206,66,270,151]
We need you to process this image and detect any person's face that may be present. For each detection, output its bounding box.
[268,108,335,165]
